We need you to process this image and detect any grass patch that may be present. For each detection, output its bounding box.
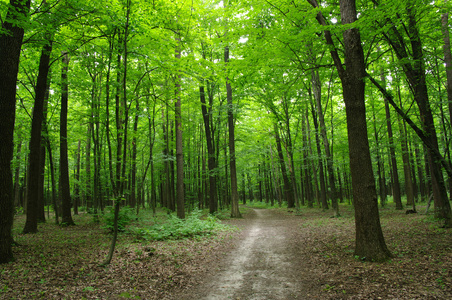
[130,209,232,241]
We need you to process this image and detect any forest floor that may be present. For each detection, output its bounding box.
[1,203,452,299]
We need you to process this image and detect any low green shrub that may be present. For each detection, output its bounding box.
[102,206,135,232]
[131,209,230,241]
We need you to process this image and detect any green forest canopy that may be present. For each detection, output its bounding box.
[2,0,452,263]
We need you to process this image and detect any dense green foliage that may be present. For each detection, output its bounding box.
[2,0,452,262]
[130,210,231,241]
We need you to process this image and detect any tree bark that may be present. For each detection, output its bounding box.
[274,123,295,207]
[225,45,242,218]
[310,71,328,210]
[59,51,74,226]
[200,84,218,214]
[308,0,391,261]
[175,36,185,219]
[313,67,339,216]
[340,0,391,260]
[441,9,452,139]
[23,38,53,232]
[0,0,31,264]
[375,2,452,227]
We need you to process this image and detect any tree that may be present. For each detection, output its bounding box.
[308,0,391,261]
[0,0,31,264]
[59,51,75,226]
[371,0,452,227]
[23,1,54,232]
[175,33,185,219]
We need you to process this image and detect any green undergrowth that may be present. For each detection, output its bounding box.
[130,209,233,241]
[102,206,135,232]
[244,200,286,209]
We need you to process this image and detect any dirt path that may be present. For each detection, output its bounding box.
[178,209,322,300]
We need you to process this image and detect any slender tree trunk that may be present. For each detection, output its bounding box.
[374,1,452,226]
[406,6,451,226]
[371,101,386,207]
[310,74,328,210]
[85,126,92,210]
[301,115,313,208]
[14,138,22,208]
[23,36,53,232]
[313,67,339,216]
[381,72,403,209]
[441,8,452,201]
[282,96,299,210]
[441,8,452,140]
[59,51,74,226]
[274,123,294,207]
[396,81,415,209]
[74,140,81,215]
[225,45,241,218]
[130,100,139,209]
[175,36,185,219]
[200,84,218,214]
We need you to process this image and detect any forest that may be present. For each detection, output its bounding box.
[1,0,452,298]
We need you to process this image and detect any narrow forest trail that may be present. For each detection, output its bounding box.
[178,209,322,300]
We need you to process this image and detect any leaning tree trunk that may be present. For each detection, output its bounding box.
[407,6,451,226]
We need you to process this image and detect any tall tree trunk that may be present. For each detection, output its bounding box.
[74,140,81,215]
[274,123,294,207]
[105,32,116,194]
[301,115,313,208]
[313,67,339,216]
[309,0,391,261]
[441,7,452,142]
[59,51,74,226]
[43,122,58,224]
[0,0,31,263]
[14,138,23,208]
[200,84,218,214]
[23,36,53,233]
[225,45,241,218]
[103,0,130,266]
[85,126,92,210]
[374,1,452,227]
[441,7,452,201]
[406,6,451,225]
[371,101,386,207]
[282,96,299,210]
[130,98,139,209]
[310,73,328,210]
[175,35,185,219]
[396,81,415,209]
[381,72,402,210]
[340,0,390,260]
